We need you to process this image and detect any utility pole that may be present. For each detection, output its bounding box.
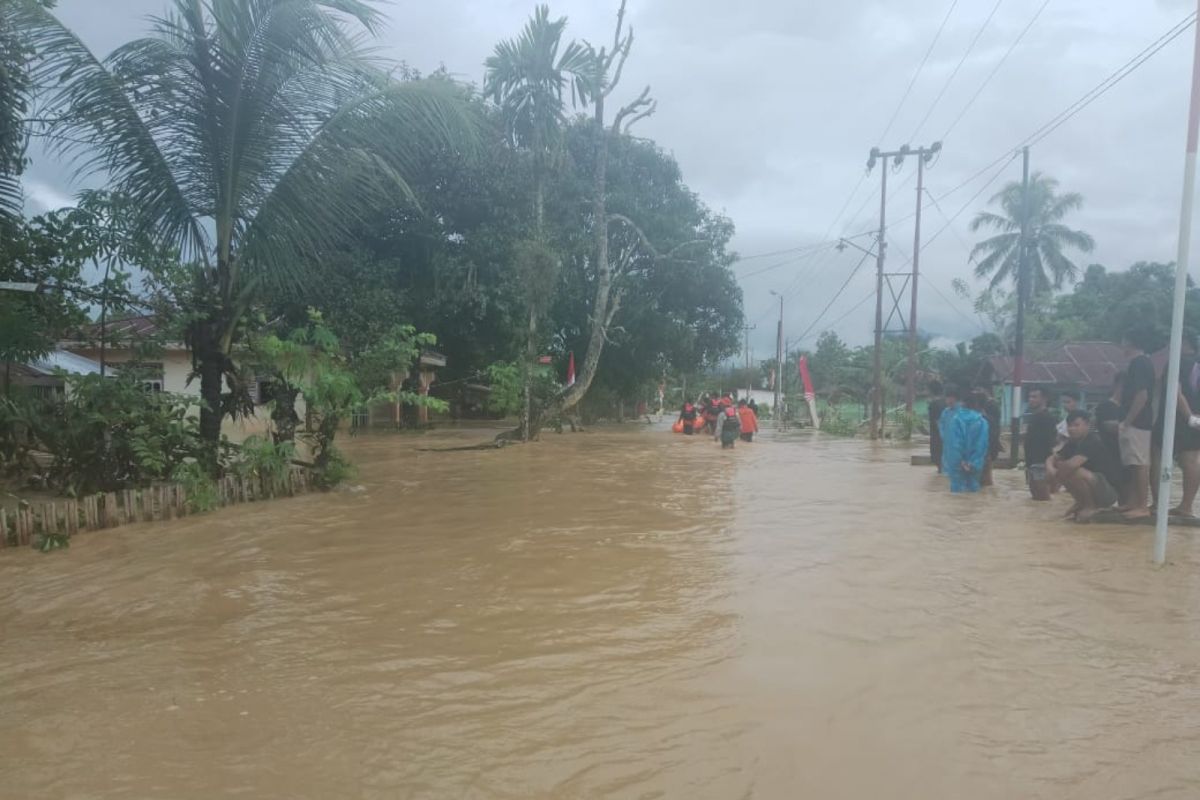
[866,142,941,439]
[906,142,942,415]
[742,324,756,398]
[1154,0,1200,564]
[770,291,784,420]
[870,151,888,440]
[1011,146,1031,470]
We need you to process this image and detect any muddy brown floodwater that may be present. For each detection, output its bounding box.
[3,425,1200,799]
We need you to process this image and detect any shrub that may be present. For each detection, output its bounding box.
[172,461,220,513]
[22,373,205,495]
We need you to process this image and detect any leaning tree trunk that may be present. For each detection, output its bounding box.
[506,1,653,442]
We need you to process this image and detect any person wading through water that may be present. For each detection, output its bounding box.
[737,398,758,443]
[945,392,989,493]
[1024,386,1058,501]
[937,386,962,475]
[718,404,741,449]
[679,398,698,435]
[927,381,945,473]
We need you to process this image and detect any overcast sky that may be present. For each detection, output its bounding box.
[26,0,1200,357]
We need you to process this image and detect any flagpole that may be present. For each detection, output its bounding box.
[1153,2,1200,566]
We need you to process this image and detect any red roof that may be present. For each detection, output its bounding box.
[986,341,1129,390]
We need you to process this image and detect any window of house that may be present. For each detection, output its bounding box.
[122,361,165,393]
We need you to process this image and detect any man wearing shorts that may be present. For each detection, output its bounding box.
[1053,410,1121,522]
[1119,328,1157,519]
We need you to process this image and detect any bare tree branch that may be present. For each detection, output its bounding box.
[622,99,657,133]
[611,85,651,132]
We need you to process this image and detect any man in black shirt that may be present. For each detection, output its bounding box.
[928,381,945,473]
[1053,410,1121,521]
[1024,386,1058,501]
[1119,327,1157,519]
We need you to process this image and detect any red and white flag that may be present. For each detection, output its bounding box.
[566,351,576,387]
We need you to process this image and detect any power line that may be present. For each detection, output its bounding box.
[879,0,962,144]
[733,239,837,263]
[1024,11,1197,149]
[909,0,1006,143]
[940,0,1053,141]
[821,289,876,335]
[737,242,837,278]
[793,248,874,342]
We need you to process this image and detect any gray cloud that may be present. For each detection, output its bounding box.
[30,0,1200,359]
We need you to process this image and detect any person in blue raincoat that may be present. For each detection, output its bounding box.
[947,393,990,493]
[937,386,962,475]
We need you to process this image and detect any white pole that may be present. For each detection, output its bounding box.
[1154,4,1200,566]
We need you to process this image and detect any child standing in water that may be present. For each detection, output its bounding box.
[718,405,741,449]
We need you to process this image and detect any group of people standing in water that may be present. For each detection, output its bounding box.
[677,393,760,449]
[927,326,1200,522]
[928,383,1003,494]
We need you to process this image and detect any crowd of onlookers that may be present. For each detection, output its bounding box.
[928,326,1200,522]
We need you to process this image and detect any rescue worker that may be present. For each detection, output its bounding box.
[737,398,758,442]
[718,404,741,449]
[680,399,698,435]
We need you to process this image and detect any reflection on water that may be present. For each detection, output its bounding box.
[2,424,1200,799]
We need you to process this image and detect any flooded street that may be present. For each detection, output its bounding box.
[3,425,1200,799]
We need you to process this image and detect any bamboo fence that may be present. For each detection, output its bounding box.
[0,467,313,550]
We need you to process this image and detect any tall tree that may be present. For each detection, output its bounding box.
[532,0,658,433]
[485,5,591,440]
[0,0,56,220]
[969,173,1095,294]
[14,0,477,464]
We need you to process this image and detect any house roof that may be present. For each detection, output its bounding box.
[26,349,106,377]
[79,314,162,339]
[986,341,1128,390]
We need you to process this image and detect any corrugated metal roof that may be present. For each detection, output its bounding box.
[27,349,106,376]
[986,341,1129,390]
[80,314,160,338]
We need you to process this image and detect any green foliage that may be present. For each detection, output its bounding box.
[969,173,1095,294]
[171,461,219,513]
[35,529,69,552]
[485,361,523,415]
[13,0,480,446]
[232,436,295,493]
[21,372,204,495]
[818,404,859,437]
[312,447,356,490]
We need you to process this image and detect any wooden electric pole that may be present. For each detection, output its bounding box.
[1011,145,1031,468]
[906,142,942,415]
[866,142,940,439]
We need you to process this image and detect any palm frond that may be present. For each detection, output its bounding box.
[1040,222,1094,253]
[969,210,1015,234]
[239,77,480,294]
[1038,241,1081,288]
[15,2,209,260]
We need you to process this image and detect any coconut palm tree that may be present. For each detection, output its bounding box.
[12,0,478,461]
[969,173,1095,294]
[484,5,593,439]
[484,4,592,232]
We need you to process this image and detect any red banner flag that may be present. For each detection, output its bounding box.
[798,355,815,396]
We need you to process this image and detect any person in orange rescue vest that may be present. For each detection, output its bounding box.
[737,398,759,442]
